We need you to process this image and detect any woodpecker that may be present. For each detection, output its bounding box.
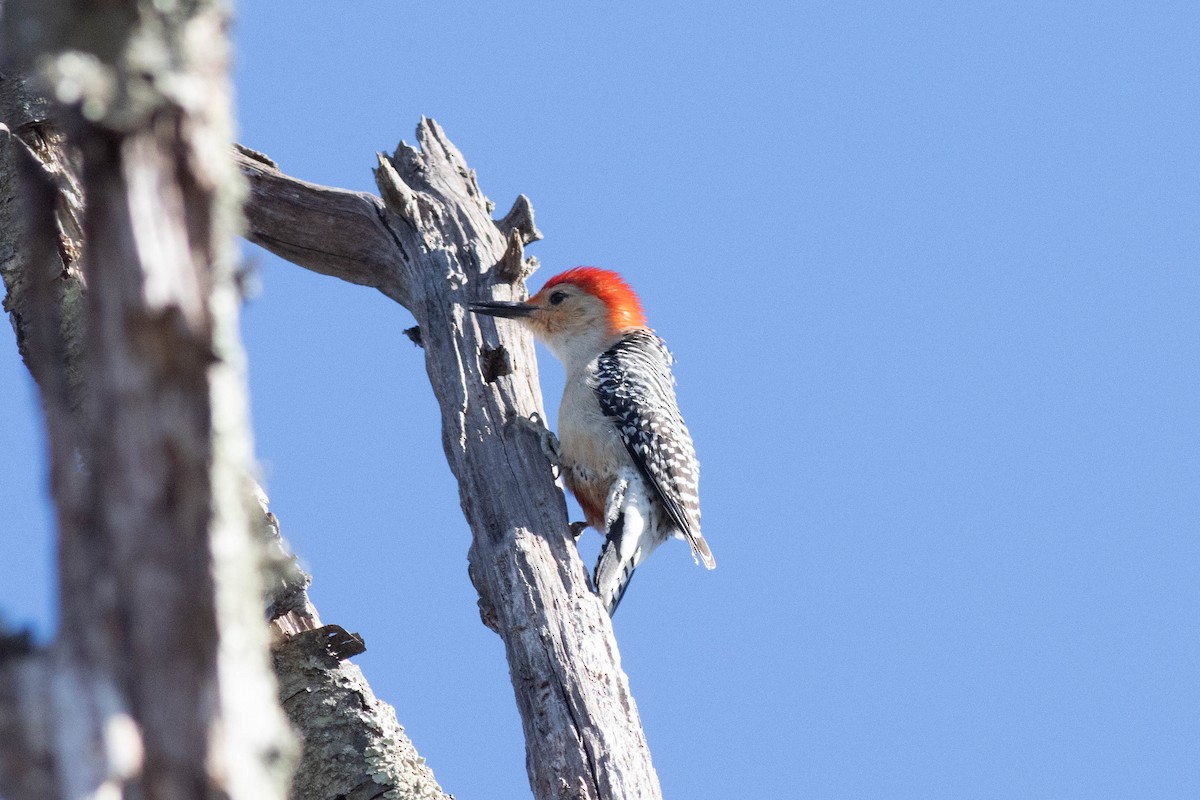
[470,267,714,615]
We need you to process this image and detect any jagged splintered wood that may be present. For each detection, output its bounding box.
[238,119,665,800]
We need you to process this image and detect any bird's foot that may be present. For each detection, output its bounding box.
[511,412,562,477]
[569,521,589,539]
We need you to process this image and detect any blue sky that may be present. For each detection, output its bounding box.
[2,2,1198,797]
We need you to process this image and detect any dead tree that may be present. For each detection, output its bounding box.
[237,121,664,800]
[0,29,449,800]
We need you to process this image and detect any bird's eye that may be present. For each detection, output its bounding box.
[549,290,568,305]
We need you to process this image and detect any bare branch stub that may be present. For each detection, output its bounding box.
[275,625,365,663]
[497,193,543,245]
[233,142,278,170]
[374,151,421,227]
[240,117,664,800]
[496,227,534,284]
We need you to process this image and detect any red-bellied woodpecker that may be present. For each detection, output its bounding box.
[470,267,715,615]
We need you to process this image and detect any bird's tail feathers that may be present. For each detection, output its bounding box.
[690,533,716,570]
[594,538,638,617]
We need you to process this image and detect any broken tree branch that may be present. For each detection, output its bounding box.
[236,144,410,303]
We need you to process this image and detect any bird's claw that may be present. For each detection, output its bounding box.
[511,412,562,477]
[569,521,589,540]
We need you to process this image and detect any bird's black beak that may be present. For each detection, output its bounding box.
[469,300,537,319]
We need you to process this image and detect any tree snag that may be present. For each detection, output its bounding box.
[238,119,664,800]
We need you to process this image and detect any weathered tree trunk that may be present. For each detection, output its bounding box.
[0,2,296,798]
[1,64,449,800]
[0,61,87,800]
[238,121,664,800]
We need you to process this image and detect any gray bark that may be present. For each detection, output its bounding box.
[0,2,295,799]
[0,637,55,800]
[238,120,663,800]
[1,69,449,800]
[259,492,451,800]
[0,59,108,800]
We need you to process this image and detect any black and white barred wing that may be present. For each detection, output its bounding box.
[593,330,715,569]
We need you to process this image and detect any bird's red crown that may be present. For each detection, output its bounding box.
[541,267,647,333]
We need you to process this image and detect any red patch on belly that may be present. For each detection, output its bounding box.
[565,474,607,531]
